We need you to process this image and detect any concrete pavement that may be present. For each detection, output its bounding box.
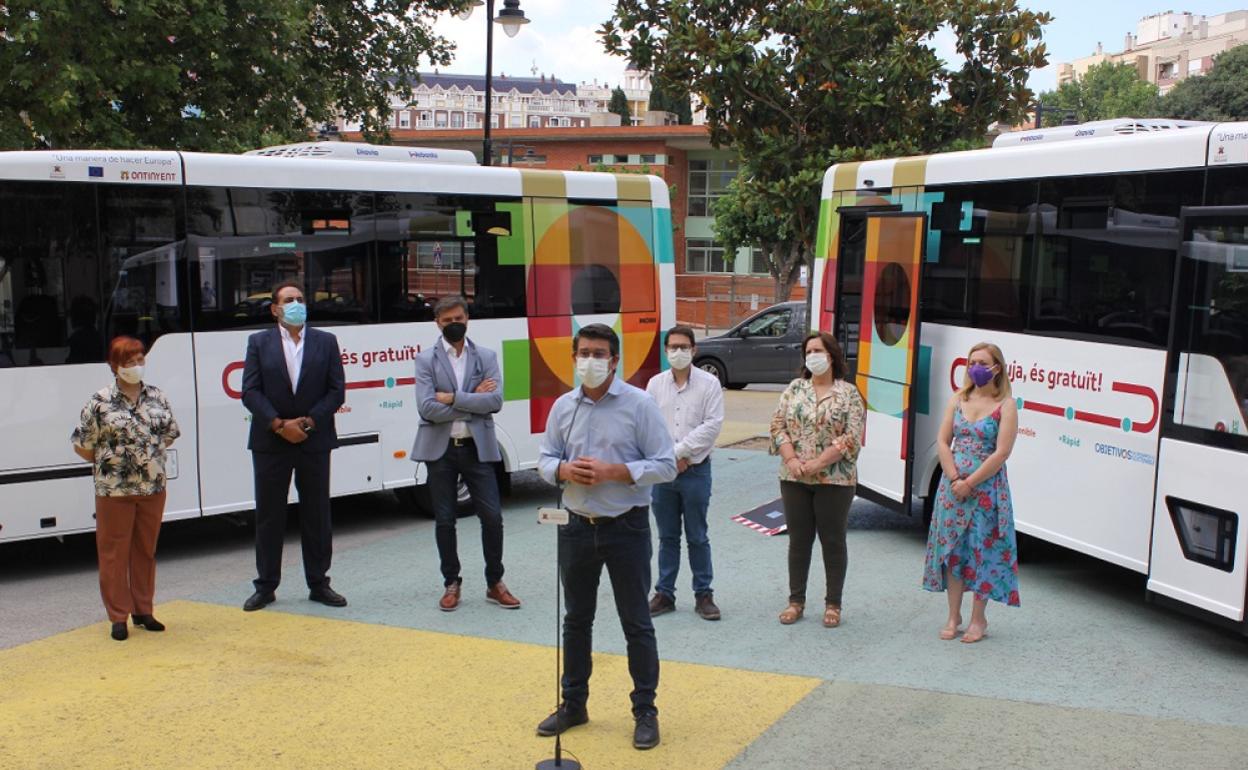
[2,435,1247,767]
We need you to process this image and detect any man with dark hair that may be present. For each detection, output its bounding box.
[411,295,519,612]
[241,280,348,612]
[646,325,724,620]
[535,323,676,750]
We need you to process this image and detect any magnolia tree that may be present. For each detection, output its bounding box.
[601,0,1051,299]
[0,0,470,151]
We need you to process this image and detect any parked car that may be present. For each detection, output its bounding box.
[693,301,808,388]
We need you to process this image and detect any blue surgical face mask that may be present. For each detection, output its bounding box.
[280,300,307,328]
[968,363,995,387]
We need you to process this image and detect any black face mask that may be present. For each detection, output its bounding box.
[441,322,467,343]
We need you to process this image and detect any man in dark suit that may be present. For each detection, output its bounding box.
[241,281,347,611]
[411,295,520,612]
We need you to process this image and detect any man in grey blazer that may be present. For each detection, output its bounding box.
[411,296,520,612]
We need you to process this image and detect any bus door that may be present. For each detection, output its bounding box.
[1148,206,1248,626]
[852,212,927,511]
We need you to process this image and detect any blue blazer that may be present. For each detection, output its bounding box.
[410,337,503,463]
[242,326,346,453]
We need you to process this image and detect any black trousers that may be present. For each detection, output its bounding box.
[426,440,504,587]
[781,481,855,606]
[252,449,333,593]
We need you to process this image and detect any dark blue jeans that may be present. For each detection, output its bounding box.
[427,440,504,587]
[558,506,659,718]
[651,459,713,600]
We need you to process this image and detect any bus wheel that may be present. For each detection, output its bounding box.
[922,470,941,530]
[397,479,473,517]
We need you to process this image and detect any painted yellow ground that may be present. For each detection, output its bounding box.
[0,600,820,770]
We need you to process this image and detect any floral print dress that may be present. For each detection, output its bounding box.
[922,404,1020,606]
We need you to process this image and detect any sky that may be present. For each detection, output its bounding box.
[430,1,1246,94]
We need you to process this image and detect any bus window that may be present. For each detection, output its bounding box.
[375,192,525,321]
[1033,171,1203,347]
[99,185,188,348]
[924,180,1039,333]
[0,181,101,367]
[188,188,376,330]
[1173,220,1248,436]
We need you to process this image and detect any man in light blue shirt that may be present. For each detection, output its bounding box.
[535,323,676,751]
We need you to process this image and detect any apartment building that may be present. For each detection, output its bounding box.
[1057,10,1248,92]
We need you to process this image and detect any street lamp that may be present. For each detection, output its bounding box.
[459,0,530,166]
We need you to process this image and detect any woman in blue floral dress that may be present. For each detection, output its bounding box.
[922,342,1019,643]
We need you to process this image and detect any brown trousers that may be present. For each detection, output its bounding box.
[94,491,166,623]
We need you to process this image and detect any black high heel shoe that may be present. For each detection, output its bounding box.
[132,614,165,632]
[111,622,128,641]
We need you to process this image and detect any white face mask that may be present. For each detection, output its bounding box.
[667,349,692,370]
[805,353,831,377]
[117,365,144,385]
[577,356,612,388]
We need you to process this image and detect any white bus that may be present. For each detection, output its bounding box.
[0,146,674,542]
[815,120,1248,632]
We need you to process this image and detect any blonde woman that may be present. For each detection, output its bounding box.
[922,342,1020,643]
[770,331,864,629]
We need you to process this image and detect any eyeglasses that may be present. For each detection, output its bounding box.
[575,351,613,360]
[666,344,692,353]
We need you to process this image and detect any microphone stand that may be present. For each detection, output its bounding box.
[538,398,583,770]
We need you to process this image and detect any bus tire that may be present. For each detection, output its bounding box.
[922,470,941,530]
[397,479,474,518]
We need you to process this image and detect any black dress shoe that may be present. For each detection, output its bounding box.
[309,586,347,607]
[111,622,128,641]
[536,704,589,737]
[633,713,660,750]
[132,614,166,632]
[244,591,276,612]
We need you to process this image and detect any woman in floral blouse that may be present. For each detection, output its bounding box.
[769,331,865,628]
[72,336,180,641]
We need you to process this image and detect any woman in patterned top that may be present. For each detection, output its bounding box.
[72,336,180,641]
[769,331,865,629]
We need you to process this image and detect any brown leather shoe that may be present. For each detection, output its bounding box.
[439,583,461,612]
[695,594,721,621]
[649,593,675,616]
[486,581,521,609]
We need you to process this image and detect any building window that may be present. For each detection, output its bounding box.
[688,158,739,217]
[1158,61,1177,80]
[450,113,464,128]
[686,238,729,273]
[750,247,770,275]
[398,111,411,129]
[419,111,433,128]
[1187,58,1203,75]
[508,115,521,128]
[529,115,542,128]
[435,112,448,128]
[613,154,631,164]
[639,154,657,164]
[587,154,603,164]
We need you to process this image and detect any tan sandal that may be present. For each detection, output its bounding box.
[823,605,841,628]
[778,603,804,625]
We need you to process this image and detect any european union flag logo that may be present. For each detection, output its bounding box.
[88,166,104,177]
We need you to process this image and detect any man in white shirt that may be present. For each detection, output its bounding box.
[646,325,725,620]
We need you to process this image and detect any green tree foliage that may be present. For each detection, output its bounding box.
[0,0,467,152]
[601,1,1050,298]
[648,82,693,124]
[1034,61,1161,127]
[608,86,632,124]
[1163,45,1248,122]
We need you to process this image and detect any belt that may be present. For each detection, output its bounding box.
[450,436,474,447]
[571,505,646,525]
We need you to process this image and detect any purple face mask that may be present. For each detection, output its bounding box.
[968,363,995,388]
